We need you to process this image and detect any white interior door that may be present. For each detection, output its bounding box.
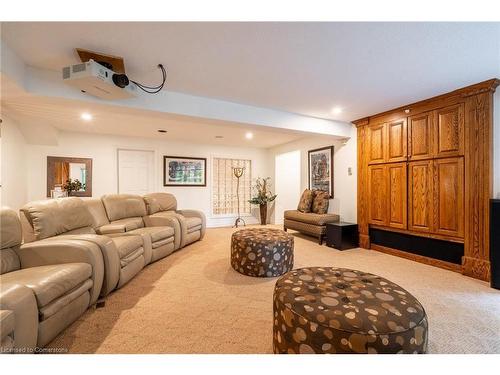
[117,149,155,195]
[274,150,301,224]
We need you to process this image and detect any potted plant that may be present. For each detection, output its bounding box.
[63,178,84,196]
[248,177,277,225]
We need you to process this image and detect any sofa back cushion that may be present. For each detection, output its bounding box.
[0,208,22,274]
[297,189,315,213]
[101,194,147,222]
[85,198,110,228]
[311,190,330,214]
[143,193,177,214]
[19,197,94,242]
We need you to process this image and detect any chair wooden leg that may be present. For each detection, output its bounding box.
[284,226,287,232]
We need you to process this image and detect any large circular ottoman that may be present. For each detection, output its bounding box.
[231,228,294,277]
[273,267,428,354]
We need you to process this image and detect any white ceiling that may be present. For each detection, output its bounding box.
[1,94,307,148]
[2,22,499,122]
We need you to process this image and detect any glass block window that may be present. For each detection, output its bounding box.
[212,158,252,215]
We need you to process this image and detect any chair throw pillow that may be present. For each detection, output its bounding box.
[312,190,330,214]
[297,189,314,213]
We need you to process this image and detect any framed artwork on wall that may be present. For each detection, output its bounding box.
[308,146,334,198]
[163,156,207,187]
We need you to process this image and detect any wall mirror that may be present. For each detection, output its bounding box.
[47,156,93,197]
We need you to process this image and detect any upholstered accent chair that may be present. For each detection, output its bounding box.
[19,197,141,294]
[143,193,206,248]
[1,207,103,350]
[98,194,179,262]
[284,189,339,244]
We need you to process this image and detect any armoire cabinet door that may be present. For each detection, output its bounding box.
[368,123,386,164]
[408,160,433,232]
[408,111,433,160]
[387,163,407,229]
[368,165,388,225]
[387,118,407,162]
[433,103,464,157]
[433,157,464,238]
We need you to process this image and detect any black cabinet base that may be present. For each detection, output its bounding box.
[325,222,358,250]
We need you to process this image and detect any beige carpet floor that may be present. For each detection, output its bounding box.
[48,225,500,354]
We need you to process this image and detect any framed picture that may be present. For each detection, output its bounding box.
[163,156,207,187]
[308,146,334,198]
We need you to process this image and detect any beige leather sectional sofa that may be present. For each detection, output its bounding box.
[0,192,205,353]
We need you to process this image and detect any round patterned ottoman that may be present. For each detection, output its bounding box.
[273,267,428,354]
[231,228,294,277]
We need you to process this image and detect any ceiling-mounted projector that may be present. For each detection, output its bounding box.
[62,59,138,100]
[62,48,167,100]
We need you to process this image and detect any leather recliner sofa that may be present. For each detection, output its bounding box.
[143,193,206,248]
[96,194,179,262]
[19,197,144,294]
[0,207,104,351]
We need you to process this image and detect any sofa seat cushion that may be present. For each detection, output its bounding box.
[284,210,339,226]
[131,227,174,243]
[111,235,144,260]
[110,217,144,231]
[0,263,92,308]
[185,216,202,230]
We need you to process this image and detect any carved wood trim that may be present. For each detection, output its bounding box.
[462,256,490,281]
[357,125,370,248]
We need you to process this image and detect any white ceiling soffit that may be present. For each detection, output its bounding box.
[2,91,319,148]
[2,22,500,122]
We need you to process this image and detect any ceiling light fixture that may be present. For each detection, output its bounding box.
[157,129,167,133]
[245,132,254,140]
[215,135,224,139]
[331,107,342,115]
[80,112,93,121]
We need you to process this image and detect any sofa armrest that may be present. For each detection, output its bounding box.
[27,234,121,298]
[143,214,181,250]
[17,238,106,305]
[0,310,15,353]
[0,283,38,351]
[96,223,127,235]
[176,210,206,239]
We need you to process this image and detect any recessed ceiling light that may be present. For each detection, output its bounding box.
[245,132,254,140]
[215,135,224,139]
[331,107,342,115]
[80,112,93,121]
[157,129,167,133]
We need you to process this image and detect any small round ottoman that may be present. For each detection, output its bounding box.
[231,228,294,277]
[273,267,428,354]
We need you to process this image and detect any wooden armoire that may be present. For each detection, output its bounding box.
[354,79,499,282]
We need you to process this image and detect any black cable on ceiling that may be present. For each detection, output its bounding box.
[131,64,167,94]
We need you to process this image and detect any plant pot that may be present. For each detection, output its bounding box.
[259,203,268,225]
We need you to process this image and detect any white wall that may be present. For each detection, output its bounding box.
[0,116,28,211]
[274,150,301,225]
[7,126,271,227]
[268,126,358,223]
